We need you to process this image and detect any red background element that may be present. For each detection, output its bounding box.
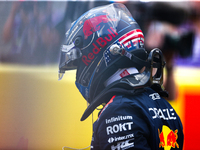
[184,87,200,150]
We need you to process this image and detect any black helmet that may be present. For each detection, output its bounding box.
[58,3,166,120]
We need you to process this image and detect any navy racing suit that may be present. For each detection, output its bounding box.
[90,87,184,150]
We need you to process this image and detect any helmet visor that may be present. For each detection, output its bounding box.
[58,42,82,80]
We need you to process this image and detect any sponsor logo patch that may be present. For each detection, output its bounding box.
[111,138,134,150]
[108,133,134,144]
[105,116,133,124]
[106,122,133,135]
[158,125,179,150]
[149,93,161,100]
[149,108,176,120]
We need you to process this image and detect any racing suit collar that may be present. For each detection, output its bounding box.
[80,87,145,121]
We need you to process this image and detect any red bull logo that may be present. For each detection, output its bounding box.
[83,15,117,39]
[82,27,118,66]
[158,125,179,150]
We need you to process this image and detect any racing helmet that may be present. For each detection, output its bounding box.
[58,3,166,120]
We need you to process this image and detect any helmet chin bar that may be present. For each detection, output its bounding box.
[80,47,166,121]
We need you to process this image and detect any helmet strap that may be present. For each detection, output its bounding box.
[104,67,138,87]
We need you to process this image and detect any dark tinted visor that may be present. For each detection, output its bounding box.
[58,43,82,80]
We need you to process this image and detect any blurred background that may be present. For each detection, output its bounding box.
[0,0,200,150]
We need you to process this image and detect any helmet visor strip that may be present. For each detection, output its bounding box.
[58,42,82,80]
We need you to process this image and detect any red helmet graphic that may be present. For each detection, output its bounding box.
[83,15,117,39]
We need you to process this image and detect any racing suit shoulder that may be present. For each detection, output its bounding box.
[91,94,152,150]
[91,88,184,150]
